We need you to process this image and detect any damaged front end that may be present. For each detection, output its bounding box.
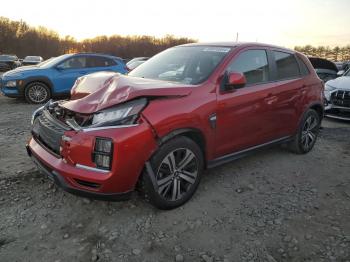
[32,98,148,133]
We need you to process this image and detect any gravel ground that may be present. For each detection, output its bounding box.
[0,94,349,262]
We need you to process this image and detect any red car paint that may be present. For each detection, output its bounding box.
[27,42,324,198]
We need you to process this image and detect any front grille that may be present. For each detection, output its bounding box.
[331,90,350,108]
[32,110,71,155]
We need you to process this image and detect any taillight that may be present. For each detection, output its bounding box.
[92,138,113,170]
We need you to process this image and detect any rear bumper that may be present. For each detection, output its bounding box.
[26,143,132,200]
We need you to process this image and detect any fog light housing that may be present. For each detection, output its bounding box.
[93,138,113,170]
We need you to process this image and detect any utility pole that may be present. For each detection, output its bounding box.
[236,32,239,42]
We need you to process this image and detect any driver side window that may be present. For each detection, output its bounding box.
[59,57,87,69]
[227,50,269,86]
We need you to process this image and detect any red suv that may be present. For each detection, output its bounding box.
[27,42,324,209]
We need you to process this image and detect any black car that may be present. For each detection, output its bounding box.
[308,57,338,82]
[0,55,21,72]
[22,56,44,66]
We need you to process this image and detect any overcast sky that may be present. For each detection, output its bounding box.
[1,0,350,47]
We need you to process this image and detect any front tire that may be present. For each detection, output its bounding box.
[140,136,204,210]
[288,109,321,154]
[24,82,51,104]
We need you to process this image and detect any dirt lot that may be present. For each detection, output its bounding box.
[0,94,349,262]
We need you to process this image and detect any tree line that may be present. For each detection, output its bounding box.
[294,45,350,62]
[0,17,195,59]
[2,16,350,62]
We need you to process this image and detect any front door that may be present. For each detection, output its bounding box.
[53,56,89,93]
[215,49,278,157]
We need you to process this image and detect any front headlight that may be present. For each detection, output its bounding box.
[31,106,44,125]
[324,83,337,101]
[324,83,336,92]
[5,80,17,87]
[91,98,147,127]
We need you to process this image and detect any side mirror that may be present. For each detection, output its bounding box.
[222,72,246,91]
[56,64,65,70]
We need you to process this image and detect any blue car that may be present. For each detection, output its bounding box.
[0,53,128,103]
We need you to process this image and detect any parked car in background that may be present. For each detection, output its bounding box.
[0,53,128,103]
[22,56,44,66]
[308,57,338,82]
[324,68,350,120]
[126,57,149,71]
[334,61,350,76]
[27,42,324,209]
[0,54,21,72]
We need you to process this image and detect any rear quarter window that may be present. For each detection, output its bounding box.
[296,56,310,76]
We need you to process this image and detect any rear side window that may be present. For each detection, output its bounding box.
[227,50,269,85]
[86,56,117,67]
[273,51,300,80]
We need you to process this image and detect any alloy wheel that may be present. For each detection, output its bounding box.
[156,148,198,201]
[301,115,319,151]
[28,84,48,103]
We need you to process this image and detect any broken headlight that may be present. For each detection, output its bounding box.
[91,98,147,127]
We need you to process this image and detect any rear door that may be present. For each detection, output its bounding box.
[215,48,279,157]
[267,50,307,137]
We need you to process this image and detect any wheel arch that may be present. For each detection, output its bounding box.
[309,102,324,120]
[21,77,54,95]
[158,128,207,165]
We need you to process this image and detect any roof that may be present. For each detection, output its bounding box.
[179,42,293,52]
[68,53,124,61]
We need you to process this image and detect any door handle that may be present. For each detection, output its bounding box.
[264,92,273,98]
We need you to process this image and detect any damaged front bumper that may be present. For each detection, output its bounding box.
[26,143,132,200]
[27,102,159,200]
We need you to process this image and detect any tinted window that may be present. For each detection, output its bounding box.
[59,57,87,69]
[296,56,310,76]
[227,50,269,85]
[273,51,300,80]
[87,56,117,67]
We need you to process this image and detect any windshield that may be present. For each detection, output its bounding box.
[38,54,71,68]
[0,55,17,61]
[129,46,231,85]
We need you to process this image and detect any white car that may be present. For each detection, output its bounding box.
[324,69,350,120]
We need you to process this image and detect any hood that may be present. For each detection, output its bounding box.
[2,65,41,77]
[326,76,350,90]
[62,72,193,114]
[309,57,338,72]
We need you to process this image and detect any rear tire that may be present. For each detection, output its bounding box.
[288,109,321,154]
[24,82,51,104]
[140,136,204,210]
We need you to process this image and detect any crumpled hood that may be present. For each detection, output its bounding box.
[326,76,350,90]
[61,72,193,114]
